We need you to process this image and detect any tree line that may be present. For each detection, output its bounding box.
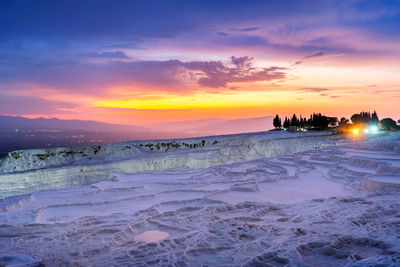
[350,111,379,125]
[347,111,397,130]
[273,111,399,131]
[273,113,337,130]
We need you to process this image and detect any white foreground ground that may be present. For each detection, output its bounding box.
[0,132,399,266]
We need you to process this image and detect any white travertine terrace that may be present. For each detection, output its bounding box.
[0,131,339,198]
[0,131,399,266]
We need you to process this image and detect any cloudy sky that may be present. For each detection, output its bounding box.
[0,0,399,125]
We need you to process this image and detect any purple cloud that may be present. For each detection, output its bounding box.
[217,32,229,36]
[0,56,287,93]
[240,27,259,32]
[230,56,253,68]
[304,51,326,59]
[184,56,286,88]
[82,51,131,59]
[230,27,260,32]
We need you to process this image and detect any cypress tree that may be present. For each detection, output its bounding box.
[283,117,290,129]
[273,114,282,129]
[371,111,379,124]
[291,114,298,128]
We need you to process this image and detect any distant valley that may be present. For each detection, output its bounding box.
[0,115,273,158]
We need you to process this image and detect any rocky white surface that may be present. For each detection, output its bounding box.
[0,131,340,199]
[0,131,399,266]
[0,131,336,175]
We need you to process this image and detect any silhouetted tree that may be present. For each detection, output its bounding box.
[283,117,290,128]
[307,115,313,128]
[311,113,317,128]
[371,111,379,124]
[351,111,379,125]
[339,117,349,126]
[273,113,348,131]
[273,114,282,129]
[291,114,298,128]
[328,117,338,127]
[379,118,397,130]
[351,113,363,124]
[299,116,306,128]
[310,113,332,129]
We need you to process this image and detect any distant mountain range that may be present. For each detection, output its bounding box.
[149,116,274,135]
[0,115,274,136]
[148,118,226,132]
[0,115,144,132]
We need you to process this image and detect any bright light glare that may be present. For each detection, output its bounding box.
[364,128,370,134]
[370,126,378,133]
[352,128,359,135]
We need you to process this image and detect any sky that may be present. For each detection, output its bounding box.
[0,0,399,125]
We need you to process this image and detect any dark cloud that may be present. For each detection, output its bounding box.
[230,26,259,32]
[242,27,259,32]
[184,56,286,88]
[82,51,131,59]
[230,56,253,68]
[291,61,303,66]
[299,87,330,93]
[217,32,229,36]
[239,27,260,32]
[303,51,326,59]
